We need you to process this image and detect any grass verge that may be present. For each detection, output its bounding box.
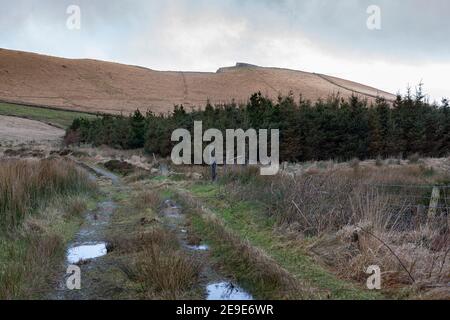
[180,182,382,300]
[188,206,315,299]
[0,102,97,129]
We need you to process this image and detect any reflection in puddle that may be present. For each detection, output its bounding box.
[187,244,209,251]
[67,243,107,264]
[164,199,179,209]
[206,282,253,300]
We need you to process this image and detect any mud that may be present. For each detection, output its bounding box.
[50,167,120,300]
[104,160,135,175]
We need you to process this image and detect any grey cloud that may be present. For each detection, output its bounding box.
[1,0,448,63]
[235,0,450,62]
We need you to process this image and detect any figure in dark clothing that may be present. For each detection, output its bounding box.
[211,160,217,182]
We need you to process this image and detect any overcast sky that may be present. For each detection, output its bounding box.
[1,0,449,101]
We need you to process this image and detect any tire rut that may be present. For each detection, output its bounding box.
[49,163,122,300]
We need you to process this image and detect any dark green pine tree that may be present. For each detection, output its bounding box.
[437,98,450,156]
[368,108,382,158]
[128,109,146,149]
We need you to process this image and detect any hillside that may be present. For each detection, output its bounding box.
[0,49,396,115]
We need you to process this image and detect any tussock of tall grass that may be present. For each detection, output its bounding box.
[0,159,94,230]
[132,190,162,210]
[114,228,201,299]
[0,195,90,299]
[0,233,64,299]
[134,245,201,299]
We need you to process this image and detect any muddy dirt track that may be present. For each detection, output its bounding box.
[49,162,253,300]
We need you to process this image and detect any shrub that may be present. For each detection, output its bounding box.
[63,130,80,146]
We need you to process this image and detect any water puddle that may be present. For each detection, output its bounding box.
[161,199,182,218]
[164,199,179,209]
[67,242,108,264]
[187,244,209,251]
[206,282,253,300]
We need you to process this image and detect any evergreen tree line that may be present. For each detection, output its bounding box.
[66,89,450,162]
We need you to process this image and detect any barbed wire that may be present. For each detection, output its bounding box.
[372,184,450,189]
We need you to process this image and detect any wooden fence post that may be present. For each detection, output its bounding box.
[427,186,440,218]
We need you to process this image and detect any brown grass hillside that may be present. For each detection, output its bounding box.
[0,49,396,115]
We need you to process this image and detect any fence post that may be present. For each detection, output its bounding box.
[427,186,440,218]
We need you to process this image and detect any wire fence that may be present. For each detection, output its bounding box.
[372,184,450,231]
